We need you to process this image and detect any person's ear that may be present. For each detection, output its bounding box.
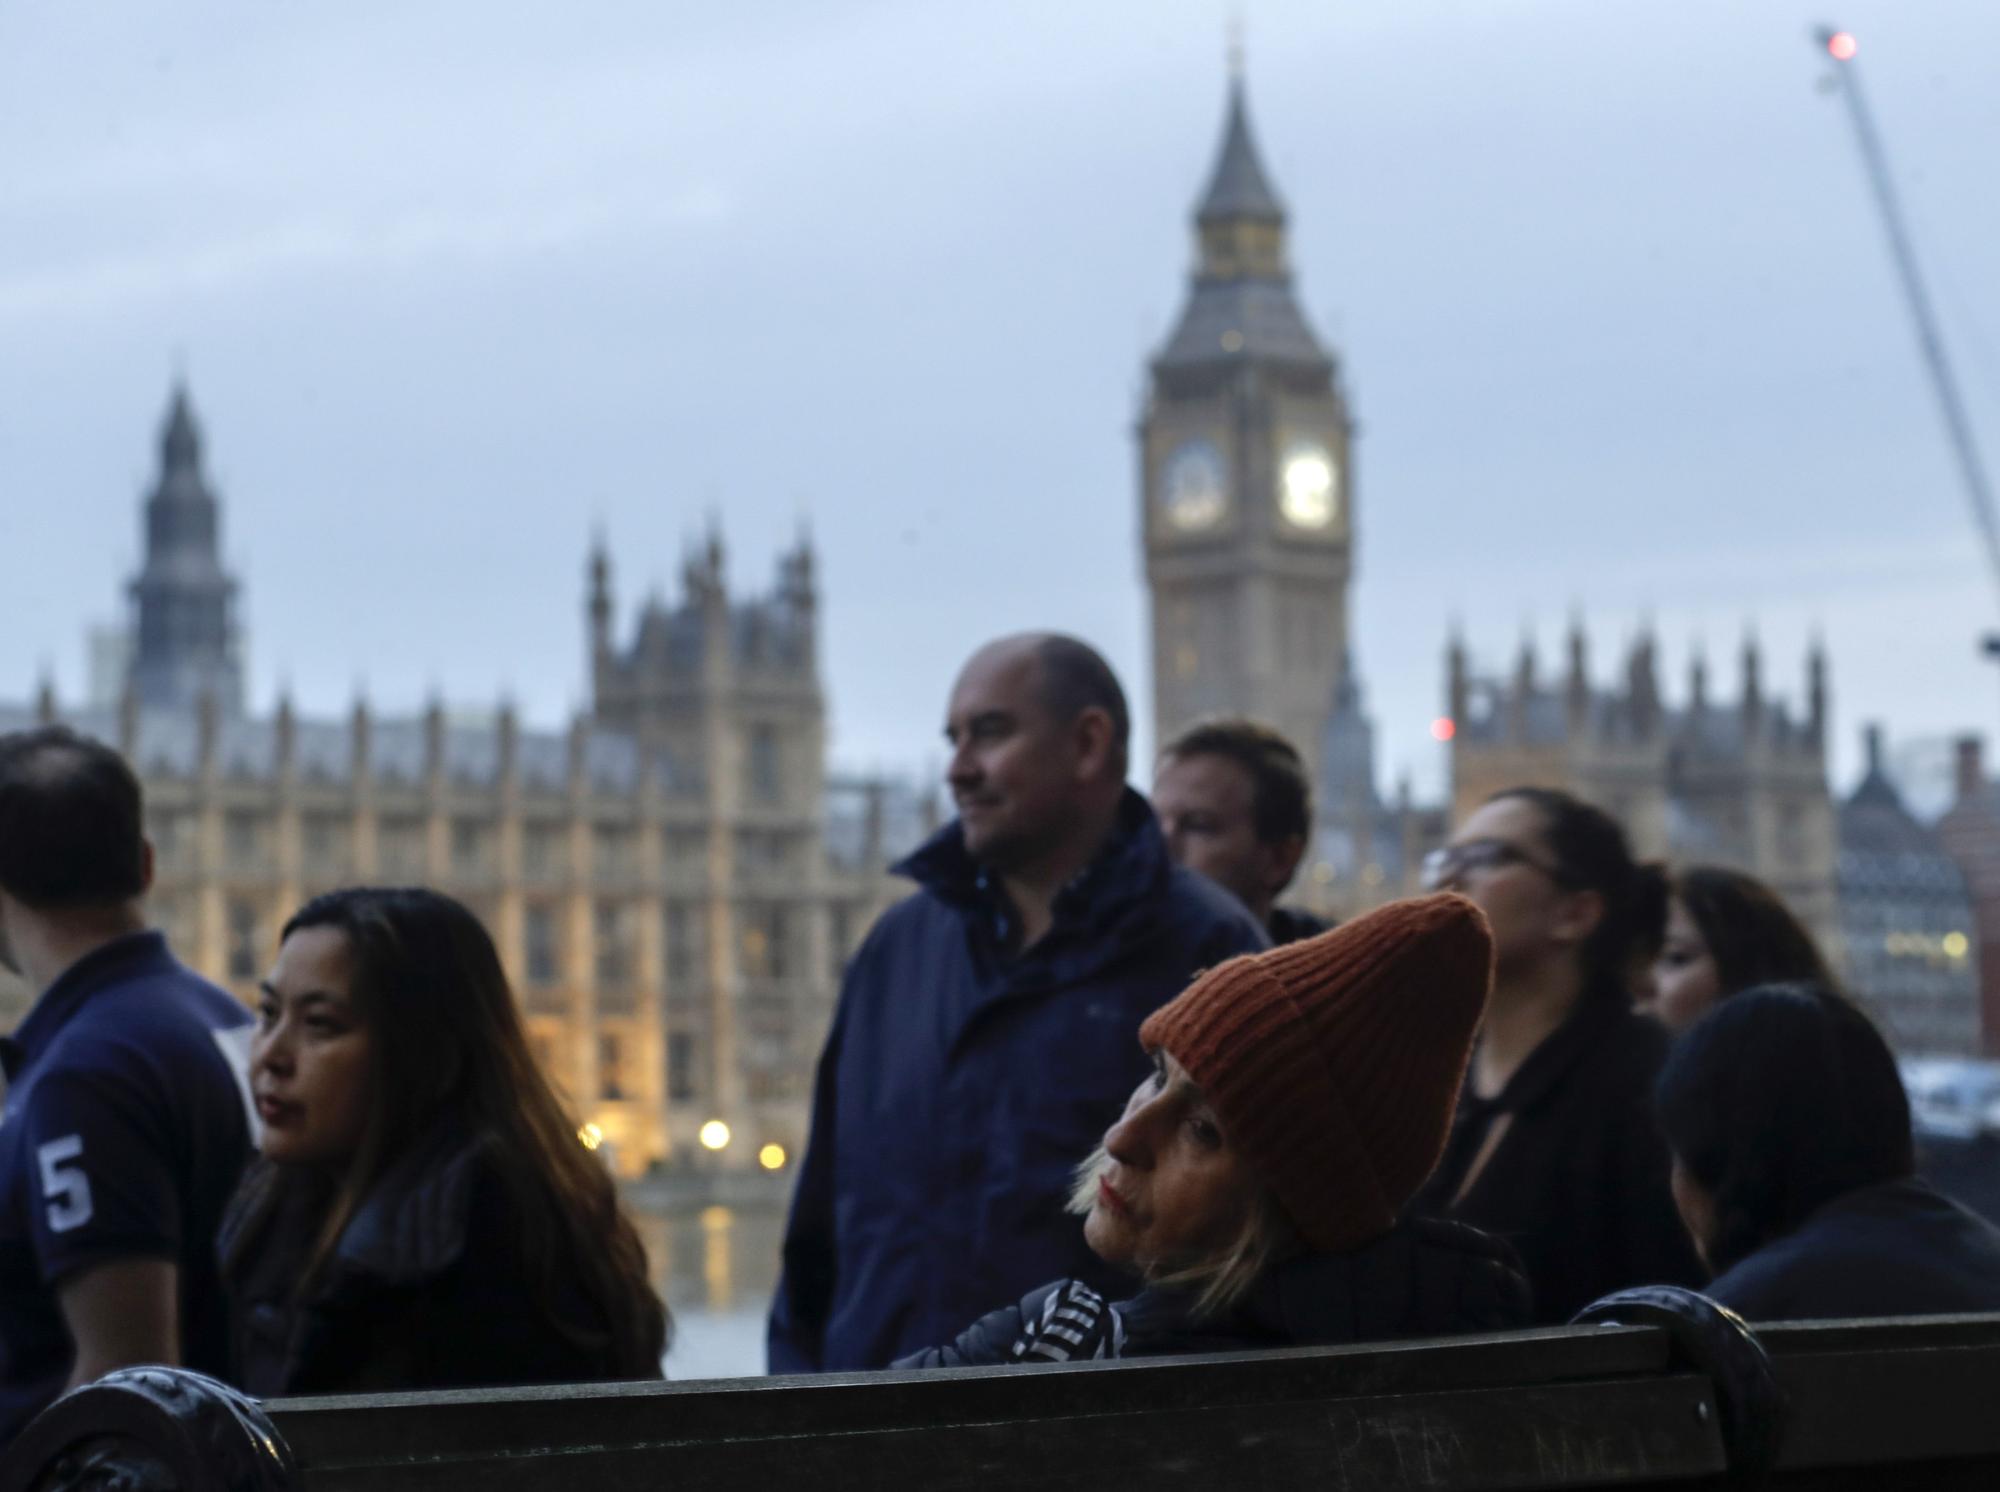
[138,839,156,897]
[1670,1158,1716,1270]
[1072,707,1115,782]
[1260,833,1307,899]
[1549,887,1605,948]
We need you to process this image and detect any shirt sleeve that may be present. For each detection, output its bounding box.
[20,1052,182,1286]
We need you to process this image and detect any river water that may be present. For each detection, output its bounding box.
[630,1200,783,1380]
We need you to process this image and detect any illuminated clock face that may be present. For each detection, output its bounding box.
[1279,440,1339,529]
[1160,439,1227,532]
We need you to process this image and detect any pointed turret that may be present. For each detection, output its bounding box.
[1321,646,1379,813]
[1849,723,1902,812]
[1141,54,1353,787]
[127,381,243,715]
[1564,615,1590,731]
[497,695,519,787]
[1197,79,1285,227]
[117,678,139,757]
[1807,635,1828,744]
[685,522,727,605]
[349,690,372,784]
[1155,73,1327,373]
[1627,629,1661,737]
[1742,629,1764,737]
[424,694,447,784]
[780,526,816,611]
[588,534,614,664]
[1447,626,1469,727]
[1515,627,1539,696]
[275,687,296,777]
[163,384,201,469]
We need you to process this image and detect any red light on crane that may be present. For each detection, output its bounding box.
[1826,31,1859,62]
[1430,717,1457,743]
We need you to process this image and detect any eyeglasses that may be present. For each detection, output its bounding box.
[1421,838,1569,892]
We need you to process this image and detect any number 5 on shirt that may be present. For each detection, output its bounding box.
[37,1134,94,1233]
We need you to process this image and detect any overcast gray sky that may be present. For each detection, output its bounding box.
[4,0,1998,803]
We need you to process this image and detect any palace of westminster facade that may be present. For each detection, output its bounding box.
[0,387,929,1176]
[18,76,1943,1173]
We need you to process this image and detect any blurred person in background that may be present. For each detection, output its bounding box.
[0,727,252,1445]
[769,634,1267,1373]
[220,887,666,1395]
[1641,865,1835,1034]
[1659,983,2000,1320]
[899,896,1528,1367]
[1153,718,1329,946]
[1412,787,1701,1321]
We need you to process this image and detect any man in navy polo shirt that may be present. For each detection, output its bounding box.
[0,726,253,1444]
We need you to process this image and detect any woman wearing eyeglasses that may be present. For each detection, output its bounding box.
[1410,787,1703,1321]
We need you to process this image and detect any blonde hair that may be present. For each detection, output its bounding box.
[1067,1144,1298,1319]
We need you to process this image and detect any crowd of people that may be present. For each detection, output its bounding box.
[4,629,2000,1444]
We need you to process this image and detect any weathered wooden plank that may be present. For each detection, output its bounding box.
[271,1324,1674,1473]
[1755,1312,2000,1356]
[1770,1343,2000,1470]
[279,1374,1725,1492]
[25,1313,2000,1491]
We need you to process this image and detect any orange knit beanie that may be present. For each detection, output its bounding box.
[1138,892,1494,1254]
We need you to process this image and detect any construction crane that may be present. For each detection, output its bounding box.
[1815,26,2000,651]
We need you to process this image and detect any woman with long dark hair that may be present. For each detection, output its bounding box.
[1642,865,1834,1033]
[1412,787,1702,1321]
[220,887,667,1394]
[1659,983,2000,1319]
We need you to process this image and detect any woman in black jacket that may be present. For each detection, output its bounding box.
[221,888,667,1394]
[1411,788,1703,1322]
[901,895,1531,1368]
[1659,983,2000,1321]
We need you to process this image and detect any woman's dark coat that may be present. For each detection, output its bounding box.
[1410,990,1704,1323]
[894,1217,1532,1368]
[219,1129,656,1396]
[1706,1177,2000,1322]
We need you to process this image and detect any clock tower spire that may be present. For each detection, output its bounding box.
[1142,70,1354,786]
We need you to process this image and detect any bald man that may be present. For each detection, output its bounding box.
[769,634,1267,1372]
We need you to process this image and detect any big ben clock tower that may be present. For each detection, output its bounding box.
[1142,72,1354,783]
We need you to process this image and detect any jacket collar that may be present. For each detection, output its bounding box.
[1464,976,1631,1121]
[215,1125,491,1303]
[2,930,175,1080]
[324,1125,491,1291]
[895,787,1171,957]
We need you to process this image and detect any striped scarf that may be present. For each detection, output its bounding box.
[1006,1280,1127,1363]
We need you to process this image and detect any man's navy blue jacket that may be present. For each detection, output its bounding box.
[767,789,1268,1373]
[1706,1177,2000,1322]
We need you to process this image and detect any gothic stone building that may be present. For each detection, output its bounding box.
[0,386,917,1176]
[1449,626,1841,960]
[1138,76,1438,921]
[1934,736,2000,1054]
[1142,77,1357,798]
[1838,726,1980,1055]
